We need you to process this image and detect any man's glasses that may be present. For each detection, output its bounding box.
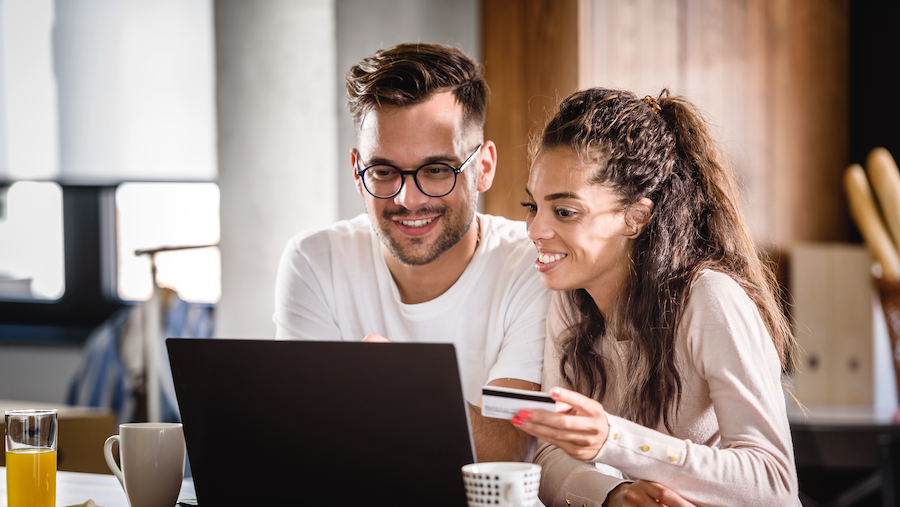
[355,144,483,199]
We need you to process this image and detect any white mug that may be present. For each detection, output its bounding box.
[461,462,541,507]
[104,423,185,507]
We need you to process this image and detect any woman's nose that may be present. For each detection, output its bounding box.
[527,210,552,242]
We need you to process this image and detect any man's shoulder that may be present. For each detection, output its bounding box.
[281,214,376,271]
[480,213,531,247]
[287,213,373,250]
[476,214,543,288]
[478,213,537,264]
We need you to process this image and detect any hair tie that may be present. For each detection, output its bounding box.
[642,95,661,114]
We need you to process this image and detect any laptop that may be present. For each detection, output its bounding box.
[166,338,477,506]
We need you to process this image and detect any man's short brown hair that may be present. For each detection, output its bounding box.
[346,43,488,133]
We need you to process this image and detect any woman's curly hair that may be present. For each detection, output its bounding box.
[533,88,797,432]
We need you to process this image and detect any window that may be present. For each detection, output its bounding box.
[0,182,64,301]
[116,182,220,304]
[0,0,217,342]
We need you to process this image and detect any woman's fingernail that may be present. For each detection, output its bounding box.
[511,417,524,426]
[517,410,532,420]
[550,388,562,399]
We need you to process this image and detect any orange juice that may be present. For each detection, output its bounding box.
[5,447,57,507]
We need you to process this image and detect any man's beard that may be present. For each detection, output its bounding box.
[372,203,475,266]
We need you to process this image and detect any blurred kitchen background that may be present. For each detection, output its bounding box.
[1,0,899,502]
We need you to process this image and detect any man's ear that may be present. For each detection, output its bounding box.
[625,198,654,238]
[351,148,364,197]
[475,141,497,193]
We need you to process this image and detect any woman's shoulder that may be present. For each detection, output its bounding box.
[685,269,757,315]
[681,270,765,345]
[691,269,746,296]
[680,269,774,363]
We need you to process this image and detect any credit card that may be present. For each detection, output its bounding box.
[481,385,559,420]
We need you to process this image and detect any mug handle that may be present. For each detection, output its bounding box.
[104,435,126,490]
[503,482,524,506]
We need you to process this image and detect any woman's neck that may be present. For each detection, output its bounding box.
[585,262,630,320]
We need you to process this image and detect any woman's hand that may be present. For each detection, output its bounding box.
[511,386,609,461]
[605,481,696,507]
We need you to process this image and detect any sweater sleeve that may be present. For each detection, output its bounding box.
[590,272,799,507]
[534,440,629,507]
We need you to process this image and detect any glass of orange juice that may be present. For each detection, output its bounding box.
[5,409,58,507]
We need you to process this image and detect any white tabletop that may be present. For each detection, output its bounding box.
[787,402,900,426]
[0,467,196,507]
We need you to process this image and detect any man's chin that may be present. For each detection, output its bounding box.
[373,207,471,266]
[387,243,445,266]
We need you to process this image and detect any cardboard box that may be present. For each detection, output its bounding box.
[790,243,875,405]
[1,400,116,474]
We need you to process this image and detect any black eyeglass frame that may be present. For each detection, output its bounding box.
[354,144,484,199]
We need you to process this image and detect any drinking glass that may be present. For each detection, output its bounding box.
[5,409,58,507]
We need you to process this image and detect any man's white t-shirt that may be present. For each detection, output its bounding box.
[273,213,550,404]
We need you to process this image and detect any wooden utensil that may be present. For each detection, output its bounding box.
[843,163,900,279]
[865,148,900,253]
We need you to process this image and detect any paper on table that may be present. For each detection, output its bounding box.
[64,500,103,507]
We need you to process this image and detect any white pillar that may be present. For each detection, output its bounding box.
[215,0,338,338]
[0,0,57,181]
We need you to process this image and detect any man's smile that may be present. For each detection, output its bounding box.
[392,215,441,237]
[398,218,436,227]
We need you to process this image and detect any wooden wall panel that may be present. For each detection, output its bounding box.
[772,0,850,245]
[684,0,765,238]
[745,0,776,242]
[481,0,579,221]
[579,0,680,97]
[581,0,771,241]
[482,0,850,248]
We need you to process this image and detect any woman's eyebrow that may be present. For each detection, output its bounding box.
[544,192,581,201]
[524,188,582,201]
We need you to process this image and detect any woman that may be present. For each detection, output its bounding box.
[512,88,799,507]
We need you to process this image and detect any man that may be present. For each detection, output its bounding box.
[273,43,550,462]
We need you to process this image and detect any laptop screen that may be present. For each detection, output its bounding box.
[167,338,476,506]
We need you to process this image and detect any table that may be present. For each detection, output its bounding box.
[0,467,196,507]
[789,404,900,507]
